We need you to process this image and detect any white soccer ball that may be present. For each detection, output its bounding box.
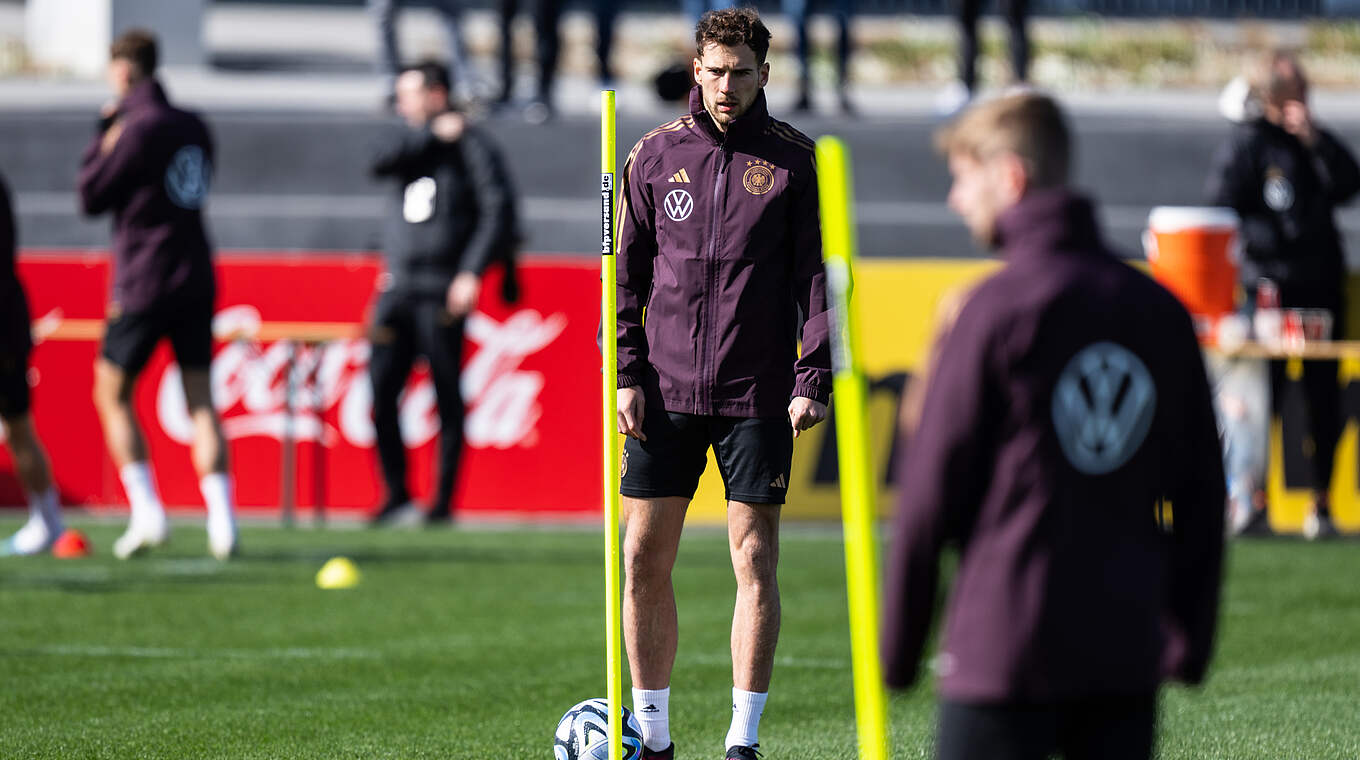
[553,698,644,760]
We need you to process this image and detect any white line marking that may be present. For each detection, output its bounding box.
[12,644,381,660]
[683,653,848,671]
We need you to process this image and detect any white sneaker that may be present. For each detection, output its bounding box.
[0,516,58,556]
[113,517,169,560]
[207,515,237,561]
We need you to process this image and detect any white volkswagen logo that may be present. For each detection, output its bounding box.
[1264,175,1294,212]
[664,188,693,222]
[1051,341,1157,475]
[165,145,211,210]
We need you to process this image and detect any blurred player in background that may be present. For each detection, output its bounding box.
[77,30,236,561]
[1,170,66,556]
[615,10,831,759]
[883,93,1226,759]
[368,60,519,525]
[1207,50,1360,539]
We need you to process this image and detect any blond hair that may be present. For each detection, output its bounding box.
[934,92,1072,189]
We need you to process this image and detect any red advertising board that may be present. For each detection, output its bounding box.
[0,251,603,519]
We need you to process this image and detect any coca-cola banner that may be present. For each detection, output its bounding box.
[7,252,1358,533]
[1,252,602,517]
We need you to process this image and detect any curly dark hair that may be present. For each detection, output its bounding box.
[695,7,771,65]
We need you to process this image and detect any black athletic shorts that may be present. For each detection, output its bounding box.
[620,410,793,505]
[101,295,214,374]
[937,694,1157,760]
[0,341,30,419]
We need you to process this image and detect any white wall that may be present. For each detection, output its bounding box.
[26,0,205,78]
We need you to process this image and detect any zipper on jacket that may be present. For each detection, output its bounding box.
[702,140,731,414]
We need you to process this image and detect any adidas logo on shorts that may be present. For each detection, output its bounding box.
[769,473,787,489]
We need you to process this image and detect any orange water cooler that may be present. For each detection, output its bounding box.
[1143,206,1241,339]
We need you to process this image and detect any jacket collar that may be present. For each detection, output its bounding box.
[688,85,770,146]
[118,78,169,116]
[993,188,1107,261]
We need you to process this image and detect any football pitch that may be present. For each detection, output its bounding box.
[1,516,1358,759]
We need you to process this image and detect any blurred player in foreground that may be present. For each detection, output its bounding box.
[367,61,518,525]
[882,93,1226,759]
[615,9,831,759]
[77,30,236,560]
[1207,50,1360,539]
[1,170,66,556]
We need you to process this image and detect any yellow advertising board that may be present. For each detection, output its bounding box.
[683,258,1359,536]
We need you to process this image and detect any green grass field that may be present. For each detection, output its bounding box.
[1,516,1358,759]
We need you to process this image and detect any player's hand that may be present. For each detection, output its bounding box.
[1282,100,1317,148]
[445,272,481,318]
[100,120,125,155]
[431,112,466,143]
[788,396,827,438]
[618,387,647,441]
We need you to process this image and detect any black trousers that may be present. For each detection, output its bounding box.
[369,294,466,515]
[497,0,563,102]
[957,0,1029,93]
[938,694,1157,760]
[1253,280,1345,497]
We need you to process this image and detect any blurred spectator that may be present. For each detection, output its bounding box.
[1206,51,1360,539]
[595,0,619,86]
[884,92,1225,759]
[938,0,1030,113]
[784,0,854,113]
[371,0,481,104]
[496,0,563,123]
[0,170,66,557]
[76,30,237,561]
[368,61,520,525]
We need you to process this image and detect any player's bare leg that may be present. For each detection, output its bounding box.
[726,499,781,753]
[92,358,146,468]
[0,413,64,556]
[181,368,236,559]
[93,358,167,557]
[622,495,688,754]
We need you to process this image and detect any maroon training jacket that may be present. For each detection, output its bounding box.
[615,87,831,417]
[77,79,215,314]
[882,189,1226,702]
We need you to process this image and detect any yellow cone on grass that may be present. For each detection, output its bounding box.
[316,557,361,589]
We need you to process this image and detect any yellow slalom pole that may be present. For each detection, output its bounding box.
[600,89,624,760]
[816,136,889,760]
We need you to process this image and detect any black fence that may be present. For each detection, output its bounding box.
[218,0,1359,17]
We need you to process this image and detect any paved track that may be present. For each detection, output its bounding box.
[4,107,1359,263]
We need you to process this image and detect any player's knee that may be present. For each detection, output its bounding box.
[731,535,778,584]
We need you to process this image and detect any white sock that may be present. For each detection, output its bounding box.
[29,487,63,533]
[725,688,767,750]
[119,462,164,525]
[200,472,235,525]
[632,687,671,751]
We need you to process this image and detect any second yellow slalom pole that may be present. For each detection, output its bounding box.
[816,135,889,760]
[600,89,624,760]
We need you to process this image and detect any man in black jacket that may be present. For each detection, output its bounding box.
[1207,51,1360,539]
[369,61,519,525]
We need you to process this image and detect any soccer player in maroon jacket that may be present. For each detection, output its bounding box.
[77,30,236,561]
[0,171,66,556]
[882,93,1226,760]
[614,9,832,759]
